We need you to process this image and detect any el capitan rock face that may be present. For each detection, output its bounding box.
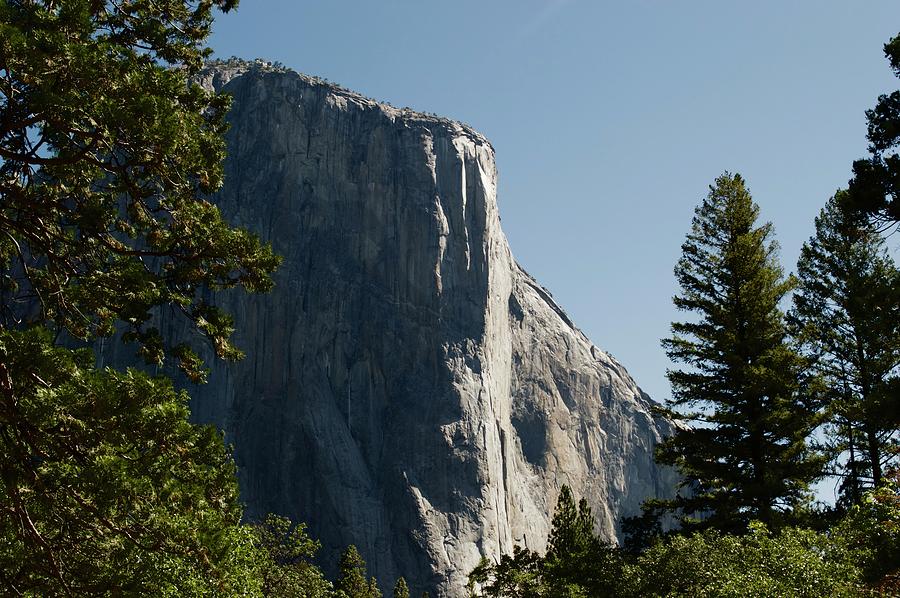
[121,61,679,596]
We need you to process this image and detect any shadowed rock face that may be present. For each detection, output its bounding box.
[130,61,678,597]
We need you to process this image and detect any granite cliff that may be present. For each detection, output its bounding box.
[113,61,679,596]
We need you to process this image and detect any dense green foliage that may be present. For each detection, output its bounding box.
[837,470,900,591]
[621,522,861,597]
[470,484,900,598]
[469,546,544,597]
[543,487,622,597]
[791,193,900,503]
[0,328,261,595]
[468,486,624,598]
[392,577,410,598]
[656,173,822,530]
[247,514,336,598]
[0,0,284,593]
[0,0,280,378]
[848,33,900,226]
[336,545,382,598]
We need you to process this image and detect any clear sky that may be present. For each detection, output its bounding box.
[209,2,899,451]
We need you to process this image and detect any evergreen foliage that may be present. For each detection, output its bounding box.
[837,469,900,591]
[337,545,382,598]
[791,193,900,504]
[543,487,622,597]
[847,32,900,226]
[248,514,336,597]
[0,0,280,379]
[469,485,623,597]
[621,521,862,597]
[545,486,595,559]
[469,484,900,597]
[0,328,260,595]
[393,577,410,598]
[655,173,822,531]
[469,547,543,598]
[0,0,282,592]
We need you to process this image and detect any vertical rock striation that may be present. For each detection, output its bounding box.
[131,61,678,596]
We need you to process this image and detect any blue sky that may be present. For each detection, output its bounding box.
[210,2,899,486]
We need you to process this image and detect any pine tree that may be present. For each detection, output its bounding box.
[337,545,381,598]
[468,486,624,597]
[393,577,410,598]
[791,192,900,503]
[543,486,622,597]
[0,0,279,376]
[467,548,544,597]
[847,33,900,226]
[545,486,596,561]
[656,173,822,531]
[542,487,593,596]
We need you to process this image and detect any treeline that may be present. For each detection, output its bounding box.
[467,30,900,598]
[247,516,413,598]
[468,482,897,597]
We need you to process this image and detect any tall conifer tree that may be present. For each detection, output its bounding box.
[337,545,382,598]
[791,192,900,503]
[848,32,900,226]
[543,486,621,597]
[657,173,822,531]
[393,577,410,598]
